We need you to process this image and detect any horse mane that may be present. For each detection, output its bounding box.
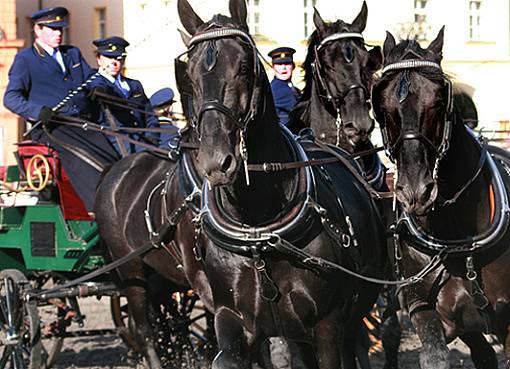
[301,29,321,100]
[380,39,446,85]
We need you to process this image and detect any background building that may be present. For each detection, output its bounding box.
[1,0,509,164]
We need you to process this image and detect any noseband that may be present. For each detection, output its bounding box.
[311,31,371,144]
[377,59,454,179]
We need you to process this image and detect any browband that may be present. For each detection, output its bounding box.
[317,32,364,51]
[382,60,441,74]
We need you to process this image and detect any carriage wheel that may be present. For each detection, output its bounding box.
[155,291,216,368]
[111,292,216,367]
[38,301,68,369]
[0,269,42,369]
[110,296,142,354]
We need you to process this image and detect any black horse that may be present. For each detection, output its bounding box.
[371,27,510,369]
[290,2,385,187]
[173,0,388,367]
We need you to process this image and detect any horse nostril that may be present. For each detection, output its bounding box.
[343,122,355,130]
[420,182,436,203]
[221,155,234,173]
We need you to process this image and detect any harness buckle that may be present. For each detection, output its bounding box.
[341,233,351,248]
[465,256,477,281]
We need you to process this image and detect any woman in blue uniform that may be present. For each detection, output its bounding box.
[268,47,301,126]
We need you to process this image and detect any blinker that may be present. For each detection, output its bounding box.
[204,41,217,72]
[397,70,410,103]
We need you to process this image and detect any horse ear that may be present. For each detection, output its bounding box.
[177,0,204,36]
[229,0,248,26]
[383,31,396,59]
[351,1,368,33]
[313,7,326,35]
[367,46,383,72]
[427,26,445,57]
[179,29,191,47]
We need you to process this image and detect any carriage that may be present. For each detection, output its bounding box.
[0,140,211,369]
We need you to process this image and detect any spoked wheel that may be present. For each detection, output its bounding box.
[38,301,68,369]
[155,291,217,369]
[36,276,73,369]
[110,296,142,354]
[111,291,216,368]
[0,269,42,369]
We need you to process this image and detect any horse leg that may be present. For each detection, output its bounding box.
[342,321,371,369]
[411,309,449,369]
[313,309,343,369]
[459,332,497,369]
[212,307,250,369]
[124,284,162,369]
[381,307,401,369]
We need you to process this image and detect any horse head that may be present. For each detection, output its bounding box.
[304,1,382,148]
[178,0,272,187]
[372,27,451,216]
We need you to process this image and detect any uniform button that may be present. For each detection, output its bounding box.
[64,77,68,81]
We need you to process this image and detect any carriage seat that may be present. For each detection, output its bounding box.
[14,141,92,220]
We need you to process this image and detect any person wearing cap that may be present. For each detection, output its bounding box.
[268,47,301,126]
[3,7,119,214]
[149,87,186,149]
[88,36,159,155]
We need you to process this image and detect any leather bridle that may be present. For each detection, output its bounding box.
[374,59,454,180]
[311,31,371,144]
[177,26,262,140]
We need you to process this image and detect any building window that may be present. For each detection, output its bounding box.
[304,0,317,38]
[94,8,107,39]
[468,0,482,40]
[247,0,260,35]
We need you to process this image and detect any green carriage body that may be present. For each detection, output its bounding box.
[0,159,106,276]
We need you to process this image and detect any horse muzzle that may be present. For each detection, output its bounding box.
[197,150,239,187]
[395,179,438,216]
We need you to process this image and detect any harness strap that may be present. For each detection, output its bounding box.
[247,144,385,172]
[29,236,159,299]
[102,103,129,157]
[438,140,488,207]
[268,235,446,286]
[315,141,382,199]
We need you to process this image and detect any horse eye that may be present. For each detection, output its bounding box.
[239,63,249,75]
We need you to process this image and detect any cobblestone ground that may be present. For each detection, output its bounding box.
[49,297,508,369]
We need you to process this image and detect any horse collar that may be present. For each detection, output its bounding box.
[198,129,320,255]
[395,148,510,257]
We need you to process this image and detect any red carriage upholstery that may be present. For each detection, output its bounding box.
[15,141,92,220]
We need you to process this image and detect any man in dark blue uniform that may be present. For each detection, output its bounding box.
[3,7,119,213]
[268,47,301,126]
[149,87,184,149]
[88,37,159,155]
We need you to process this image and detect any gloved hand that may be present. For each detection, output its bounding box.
[38,106,55,124]
[87,86,107,102]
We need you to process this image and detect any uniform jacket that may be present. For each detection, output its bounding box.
[3,42,94,121]
[89,73,159,154]
[3,42,119,212]
[270,78,300,126]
